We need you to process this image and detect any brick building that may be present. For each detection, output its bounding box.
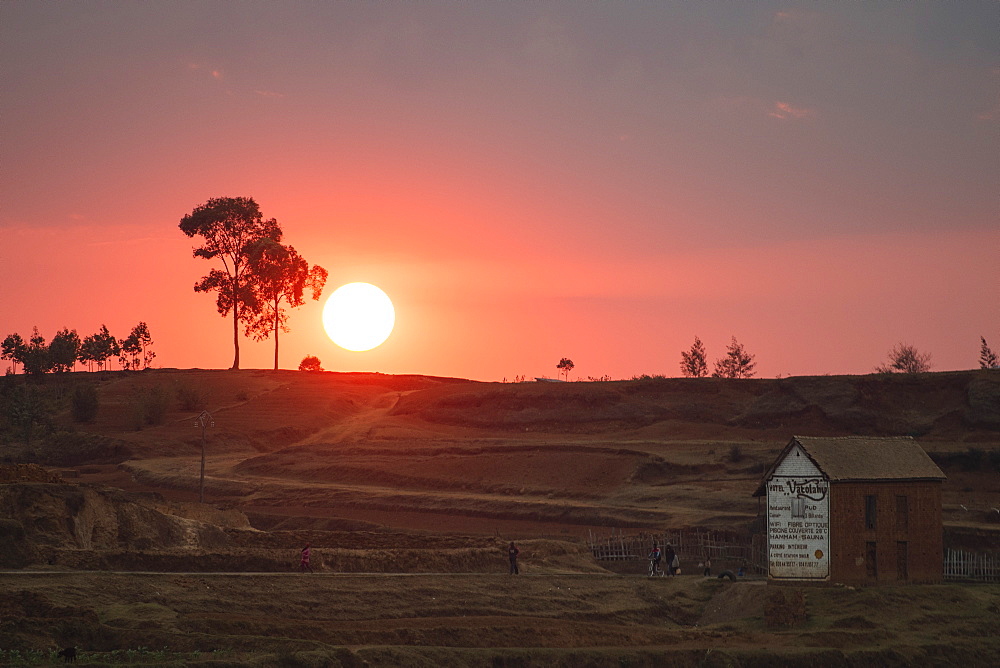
[754,436,946,585]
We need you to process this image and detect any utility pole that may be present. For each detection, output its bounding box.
[194,410,214,503]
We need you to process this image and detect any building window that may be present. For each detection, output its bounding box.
[866,541,878,579]
[865,495,877,530]
[896,541,908,580]
[895,495,908,531]
[791,498,806,518]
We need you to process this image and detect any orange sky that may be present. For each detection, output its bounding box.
[2,3,998,380]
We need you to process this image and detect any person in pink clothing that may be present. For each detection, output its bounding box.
[300,543,313,572]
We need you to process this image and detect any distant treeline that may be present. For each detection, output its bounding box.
[2,323,154,375]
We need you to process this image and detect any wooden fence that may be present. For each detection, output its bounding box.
[587,528,766,575]
[944,548,1000,582]
[590,532,998,582]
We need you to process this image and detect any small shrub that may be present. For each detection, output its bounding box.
[298,355,323,372]
[176,384,207,411]
[70,384,99,423]
[142,385,169,426]
[124,386,169,430]
[727,444,744,463]
[125,400,145,431]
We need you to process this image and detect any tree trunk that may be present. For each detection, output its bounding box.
[231,301,240,370]
[273,308,279,371]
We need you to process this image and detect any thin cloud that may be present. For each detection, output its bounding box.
[769,101,816,120]
[186,62,224,80]
[719,96,817,121]
[254,90,285,99]
[977,99,999,122]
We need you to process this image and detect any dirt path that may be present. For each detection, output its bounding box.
[298,390,412,444]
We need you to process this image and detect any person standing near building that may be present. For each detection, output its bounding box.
[648,544,662,575]
[664,544,677,576]
[508,541,520,575]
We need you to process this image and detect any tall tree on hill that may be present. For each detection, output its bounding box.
[246,240,328,370]
[980,336,999,369]
[119,322,155,371]
[134,322,156,369]
[875,342,932,374]
[49,328,81,373]
[712,336,756,379]
[556,357,575,381]
[680,336,708,377]
[1,333,25,374]
[22,327,53,376]
[79,325,119,372]
[180,197,282,370]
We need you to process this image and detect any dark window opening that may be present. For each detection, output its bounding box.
[865,495,877,530]
[866,541,878,579]
[896,541,908,580]
[895,495,908,531]
[791,498,806,518]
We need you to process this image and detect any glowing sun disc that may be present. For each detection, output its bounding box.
[322,283,395,351]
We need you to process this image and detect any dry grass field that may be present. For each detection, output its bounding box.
[2,368,999,666]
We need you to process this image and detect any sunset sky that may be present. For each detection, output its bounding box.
[2,2,997,381]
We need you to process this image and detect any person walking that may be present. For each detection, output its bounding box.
[300,543,313,573]
[664,544,677,576]
[508,541,520,575]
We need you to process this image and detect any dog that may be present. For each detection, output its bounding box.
[57,646,77,663]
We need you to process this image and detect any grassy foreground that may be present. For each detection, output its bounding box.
[1,571,998,667]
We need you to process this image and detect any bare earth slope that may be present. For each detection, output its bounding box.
[5,369,1000,538]
[1,369,999,665]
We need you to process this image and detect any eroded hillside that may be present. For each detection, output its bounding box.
[2,369,999,540]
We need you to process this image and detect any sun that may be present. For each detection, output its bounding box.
[322,283,395,351]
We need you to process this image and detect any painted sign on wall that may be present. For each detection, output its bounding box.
[766,444,830,579]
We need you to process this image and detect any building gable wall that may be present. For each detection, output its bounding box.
[766,444,830,580]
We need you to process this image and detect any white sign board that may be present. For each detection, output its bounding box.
[766,445,830,580]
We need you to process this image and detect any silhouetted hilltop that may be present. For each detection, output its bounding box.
[390,370,1000,440]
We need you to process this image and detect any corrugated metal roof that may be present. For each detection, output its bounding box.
[753,435,946,496]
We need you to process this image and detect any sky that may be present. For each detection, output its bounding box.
[2,1,998,381]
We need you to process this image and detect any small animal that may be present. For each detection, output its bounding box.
[57,646,77,663]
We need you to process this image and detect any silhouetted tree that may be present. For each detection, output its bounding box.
[680,336,708,378]
[118,333,140,371]
[22,327,52,376]
[78,334,98,372]
[875,342,932,374]
[118,322,155,371]
[246,241,328,370]
[980,336,999,369]
[1,333,25,374]
[79,325,119,372]
[298,355,323,372]
[712,337,756,379]
[180,197,282,370]
[556,357,575,380]
[135,322,155,369]
[49,328,81,373]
